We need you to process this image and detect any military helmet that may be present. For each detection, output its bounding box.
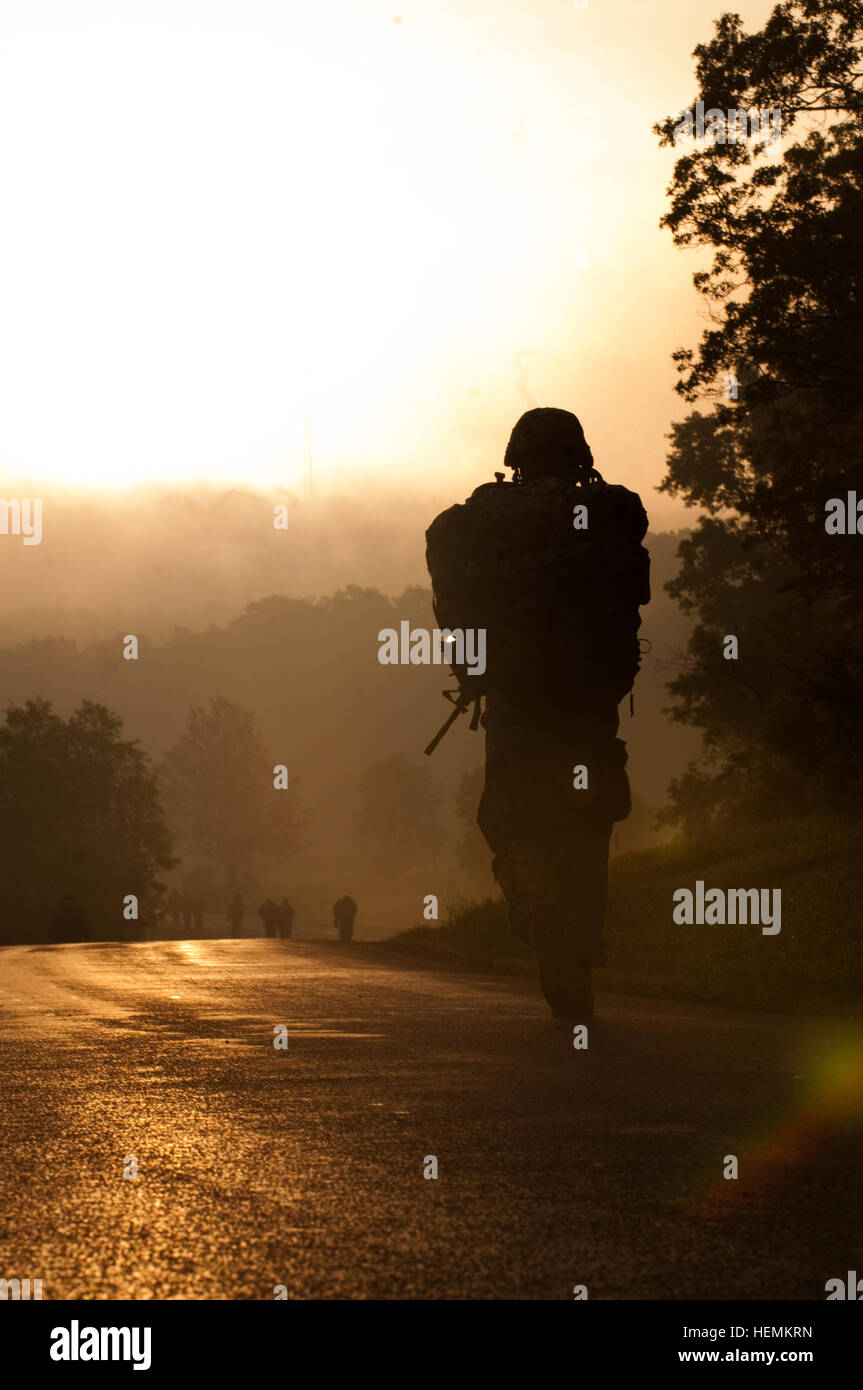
[504,407,594,479]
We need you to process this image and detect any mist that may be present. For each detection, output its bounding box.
[0,482,699,928]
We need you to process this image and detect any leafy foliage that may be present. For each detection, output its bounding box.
[654,1,863,821]
[0,698,175,942]
[160,696,306,888]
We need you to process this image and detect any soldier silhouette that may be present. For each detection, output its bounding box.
[258,898,279,938]
[426,407,650,1020]
[276,897,295,939]
[333,895,357,943]
[226,893,244,939]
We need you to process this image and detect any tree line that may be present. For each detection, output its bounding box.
[0,692,491,944]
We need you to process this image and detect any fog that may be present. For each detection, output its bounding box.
[0,482,700,928]
[0,477,693,642]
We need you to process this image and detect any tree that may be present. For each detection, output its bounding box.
[160,697,305,889]
[653,1,863,821]
[0,698,175,943]
[355,753,442,873]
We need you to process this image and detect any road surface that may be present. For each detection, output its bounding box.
[156,913,396,943]
[0,939,860,1300]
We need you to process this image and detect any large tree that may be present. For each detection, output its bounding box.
[160,697,306,889]
[0,698,175,943]
[654,1,863,821]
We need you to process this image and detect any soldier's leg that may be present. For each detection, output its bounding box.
[526,818,612,1019]
[556,818,613,967]
[477,695,622,1017]
[484,837,596,1017]
[477,695,563,943]
[486,833,558,944]
[479,789,616,1017]
[533,728,626,1015]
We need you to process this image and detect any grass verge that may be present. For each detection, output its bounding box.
[386,814,863,1014]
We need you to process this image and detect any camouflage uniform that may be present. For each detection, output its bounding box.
[427,437,649,1008]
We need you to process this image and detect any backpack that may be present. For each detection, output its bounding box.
[426,473,649,703]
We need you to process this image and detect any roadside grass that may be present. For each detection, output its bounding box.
[389,895,533,967]
[388,814,863,1013]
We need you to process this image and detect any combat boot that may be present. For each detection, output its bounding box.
[531,907,594,1021]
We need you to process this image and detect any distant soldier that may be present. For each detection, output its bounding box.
[333,895,358,943]
[426,407,649,1020]
[166,889,183,925]
[49,892,91,944]
[190,896,204,934]
[226,893,245,939]
[181,894,193,933]
[258,899,280,938]
[276,897,295,939]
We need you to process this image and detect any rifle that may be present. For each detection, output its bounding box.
[424,688,481,756]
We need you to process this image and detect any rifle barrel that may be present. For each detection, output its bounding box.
[424,700,466,756]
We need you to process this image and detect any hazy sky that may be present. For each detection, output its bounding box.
[0,0,775,524]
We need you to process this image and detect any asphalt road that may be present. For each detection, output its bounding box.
[0,939,860,1300]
